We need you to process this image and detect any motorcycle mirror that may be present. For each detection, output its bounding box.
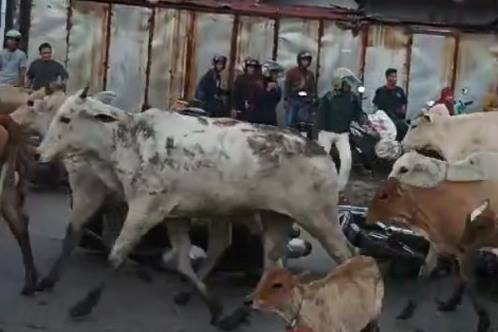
[357,86,366,94]
[426,100,436,107]
[462,88,469,95]
[298,91,308,97]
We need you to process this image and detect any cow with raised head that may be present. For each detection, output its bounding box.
[403,111,498,162]
[251,255,383,332]
[36,88,355,327]
[366,178,497,331]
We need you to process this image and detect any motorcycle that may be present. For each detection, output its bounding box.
[289,90,319,140]
[338,205,430,276]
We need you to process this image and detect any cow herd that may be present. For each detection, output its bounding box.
[1,84,498,331]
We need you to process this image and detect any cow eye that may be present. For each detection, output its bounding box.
[60,116,71,124]
[399,166,409,174]
[272,283,283,289]
[27,100,34,107]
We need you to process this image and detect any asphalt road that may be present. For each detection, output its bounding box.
[0,190,497,332]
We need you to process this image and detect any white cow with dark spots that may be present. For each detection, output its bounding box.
[37,88,355,328]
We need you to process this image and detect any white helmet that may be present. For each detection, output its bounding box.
[5,29,22,40]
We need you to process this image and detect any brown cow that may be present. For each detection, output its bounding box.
[251,256,383,332]
[0,118,37,295]
[366,178,495,332]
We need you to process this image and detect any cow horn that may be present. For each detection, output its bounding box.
[80,86,90,99]
[470,199,490,222]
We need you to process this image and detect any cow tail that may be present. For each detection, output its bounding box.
[333,133,352,191]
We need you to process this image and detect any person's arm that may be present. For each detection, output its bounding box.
[59,62,69,83]
[25,62,35,88]
[318,94,329,130]
[372,88,380,109]
[194,73,209,102]
[398,88,408,118]
[18,53,27,87]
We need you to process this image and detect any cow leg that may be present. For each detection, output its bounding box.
[2,201,38,296]
[69,198,166,318]
[436,280,466,311]
[467,285,491,332]
[174,219,231,305]
[166,219,224,325]
[297,208,354,265]
[37,186,107,291]
[261,212,293,269]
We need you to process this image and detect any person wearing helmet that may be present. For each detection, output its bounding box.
[0,30,27,87]
[249,60,284,125]
[194,55,228,117]
[232,57,262,122]
[284,51,316,127]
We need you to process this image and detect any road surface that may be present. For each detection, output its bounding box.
[0,190,497,332]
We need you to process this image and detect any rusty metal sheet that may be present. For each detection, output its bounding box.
[277,18,319,72]
[66,2,109,94]
[363,26,409,111]
[455,34,498,113]
[187,12,234,99]
[106,4,152,112]
[233,16,275,74]
[317,21,362,97]
[406,34,456,118]
[148,8,189,109]
[28,0,69,64]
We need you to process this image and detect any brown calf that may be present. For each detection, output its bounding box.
[0,118,37,295]
[251,255,383,332]
[366,178,497,331]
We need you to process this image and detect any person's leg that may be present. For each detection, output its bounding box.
[0,125,9,158]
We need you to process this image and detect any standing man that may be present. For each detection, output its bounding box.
[195,55,228,117]
[251,60,284,126]
[233,57,261,122]
[26,43,68,90]
[0,30,27,87]
[373,68,408,141]
[284,51,316,127]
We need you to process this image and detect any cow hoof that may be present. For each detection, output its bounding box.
[36,277,55,292]
[208,298,224,325]
[436,298,459,312]
[397,300,416,320]
[69,287,102,318]
[174,291,191,305]
[477,310,491,332]
[215,306,250,331]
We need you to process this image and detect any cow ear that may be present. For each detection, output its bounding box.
[94,91,117,105]
[94,112,118,123]
[470,199,490,223]
[422,112,434,123]
[79,86,90,100]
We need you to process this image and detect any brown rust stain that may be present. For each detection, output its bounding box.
[368,26,408,50]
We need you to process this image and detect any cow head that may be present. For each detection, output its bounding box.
[459,199,497,251]
[251,267,307,314]
[389,151,447,188]
[37,87,122,162]
[366,178,416,228]
[403,112,446,160]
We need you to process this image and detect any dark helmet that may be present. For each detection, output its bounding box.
[297,51,312,65]
[212,55,227,66]
[243,57,260,72]
[262,60,284,79]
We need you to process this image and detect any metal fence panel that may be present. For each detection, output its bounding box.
[317,21,362,97]
[28,0,69,64]
[455,34,498,112]
[106,4,151,112]
[66,2,109,93]
[188,12,234,99]
[148,8,189,109]
[363,26,409,112]
[407,34,456,118]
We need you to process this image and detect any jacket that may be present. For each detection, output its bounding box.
[195,69,226,116]
[251,79,282,125]
[319,90,364,134]
[284,66,316,100]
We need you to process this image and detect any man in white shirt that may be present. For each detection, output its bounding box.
[0,29,27,86]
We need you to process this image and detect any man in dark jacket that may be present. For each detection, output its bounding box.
[373,68,408,141]
[251,60,284,126]
[284,51,316,127]
[26,43,68,90]
[233,57,261,122]
[194,55,228,117]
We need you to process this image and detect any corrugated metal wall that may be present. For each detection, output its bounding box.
[28,0,498,119]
